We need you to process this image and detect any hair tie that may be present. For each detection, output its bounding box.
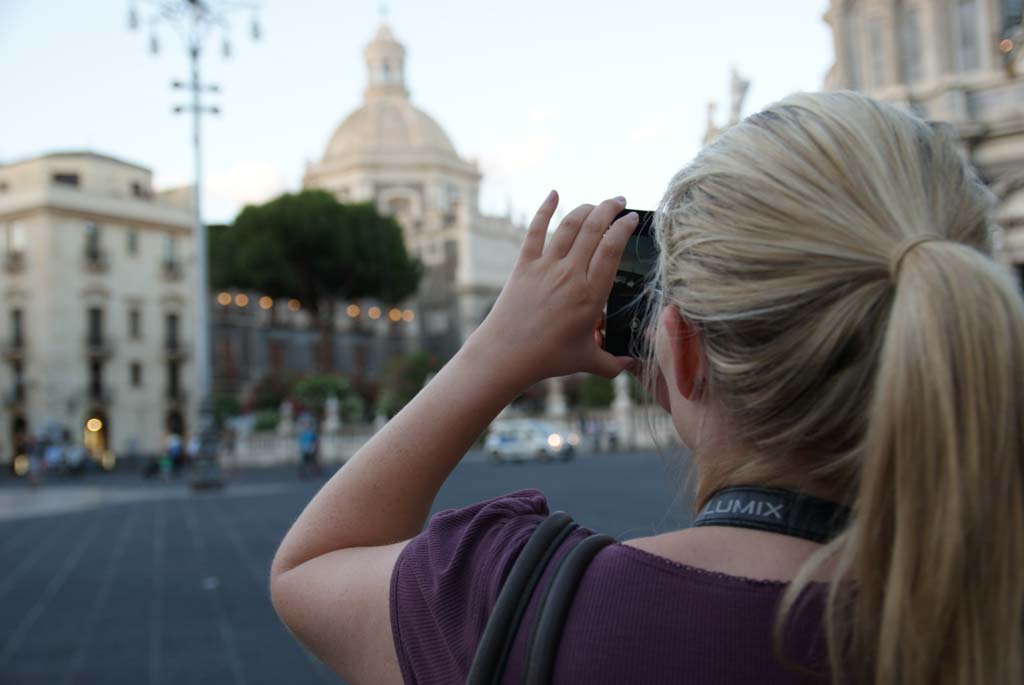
[889,235,947,282]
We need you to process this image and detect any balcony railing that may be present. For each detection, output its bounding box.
[3,251,25,274]
[166,387,188,405]
[2,338,25,360]
[164,339,189,359]
[2,386,26,408]
[84,336,114,358]
[162,259,184,281]
[86,385,115,405]
[83,247,109,272]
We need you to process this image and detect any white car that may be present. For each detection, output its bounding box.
[485,420,578,463]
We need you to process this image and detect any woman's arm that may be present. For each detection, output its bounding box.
[269,192,638,682]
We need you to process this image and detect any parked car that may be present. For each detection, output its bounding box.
[485,420,579,463]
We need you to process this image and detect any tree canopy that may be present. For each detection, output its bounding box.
[210,190,421,313]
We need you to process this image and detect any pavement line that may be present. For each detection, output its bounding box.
[148,501,165,685]
[0,509,106,666]
[181,499,248,685]
[207,498,338,685]
[0,506,76,602]
[60,506,137,685]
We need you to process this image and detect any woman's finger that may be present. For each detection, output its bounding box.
[520,190,559,261]
[588,351,634,379]
[587,211,639,286]
[546,203,595,259]
[569,196,626,267]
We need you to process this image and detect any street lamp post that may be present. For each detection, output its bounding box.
[129,0,261,488]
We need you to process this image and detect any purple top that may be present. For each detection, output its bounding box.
[390,490,830,684]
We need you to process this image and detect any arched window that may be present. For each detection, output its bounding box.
[897,1,923,84]
[955,0,981,71]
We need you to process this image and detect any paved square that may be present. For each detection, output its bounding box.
[0,452,690,684]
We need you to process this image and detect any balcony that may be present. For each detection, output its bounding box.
[2,386,26,409]
[84,336,114,359]
[166,387,188,406]
[86,385,115,406]
[83,247,109,273]
[2,338,25,361]
[164,339,190,360]
[3,251,25,274]
[162,259,184,281]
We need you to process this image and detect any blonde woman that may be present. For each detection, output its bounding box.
[270,91,1024,684]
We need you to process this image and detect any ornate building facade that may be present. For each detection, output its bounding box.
[303,24,523,361]
[0,152,197,465]
[823,0,1024,268]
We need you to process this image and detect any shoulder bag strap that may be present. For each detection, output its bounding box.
[523,533,616,685]
[467,511,577,685]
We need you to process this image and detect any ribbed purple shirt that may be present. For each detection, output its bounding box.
[390,490,830,684]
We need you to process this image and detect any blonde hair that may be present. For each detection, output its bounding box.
[651,91,1024,684]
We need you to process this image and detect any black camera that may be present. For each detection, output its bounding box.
[604,209,657,357]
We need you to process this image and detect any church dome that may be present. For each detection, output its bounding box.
[320,24,461,164]
[323,98,460,162]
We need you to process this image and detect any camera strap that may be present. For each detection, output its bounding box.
[693,486,850,543]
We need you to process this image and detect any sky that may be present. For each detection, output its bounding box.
[0,0,834,225]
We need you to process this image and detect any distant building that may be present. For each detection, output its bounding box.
[823,0,1024,270]
[212,24,524,400]
[0,151,197,465]
[303,23,523,360]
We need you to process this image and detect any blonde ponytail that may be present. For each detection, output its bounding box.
[840,242,1024,684]
[651,91,1024,684]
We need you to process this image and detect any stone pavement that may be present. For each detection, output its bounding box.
[0,451,692,684]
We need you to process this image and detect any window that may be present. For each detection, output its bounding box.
[164,234,177,263]
[382,61,391,80]
[6,222,26,255]
[130,362,143,388]
[166,312,180,350]
[85,223,101,260]
[12,361,25,401]
[131,181,149,199]
[167,360,180,399]
[0,180,8,192]
[867,18,887,88]
[127,229,139,255]
[11,309,23,347]
[87,307,104,346]
[956,0,981,71]
[53,172,80,187]
[89,360,103,400]
[129,307,142,339]
[898,2,923,84]
[1003,0,1022,35]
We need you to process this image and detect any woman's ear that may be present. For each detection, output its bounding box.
[661,304,704,400]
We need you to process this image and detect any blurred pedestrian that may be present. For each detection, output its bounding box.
[298,421,320,478]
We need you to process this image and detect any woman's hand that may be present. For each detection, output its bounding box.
[468,191,639,388]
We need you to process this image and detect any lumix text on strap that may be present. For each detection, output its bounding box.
[693,486,850,543]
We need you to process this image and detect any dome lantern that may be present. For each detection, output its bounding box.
[364,24,408,101]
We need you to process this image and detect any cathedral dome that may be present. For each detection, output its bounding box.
[320,24,461,165]
[323,98,460,162]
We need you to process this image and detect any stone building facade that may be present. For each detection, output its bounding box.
[303,24,523,361]
[0,152,197,464]
[823,0,1024,267]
